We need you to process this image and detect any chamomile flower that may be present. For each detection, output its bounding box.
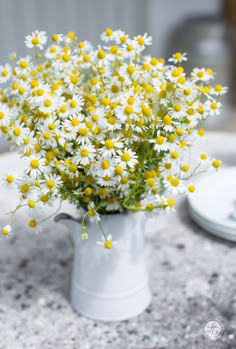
[116,148,138,168]
[185,183,196,197]
[75,143,96,165]
[0,64,12,83]
[169,52,187,64]
[150,134,169,152]
[191,68,213,82]
[27,216,43,234]
[45,44,61,59]
[67,95,84,113]
[0,104,11,126]
[101,28,115,42]
[97,234,118,249]
[164,176,185,195]
[15,56,31,74]
[100,138,123,157]
[41,174,63,193]
[135,33,152,49]
[210,84,228,96]
[1,224,12,236]
[87,202,100,223]
[51,33,64,43]
[25,30,48,49]
[27,156,47,178]
[121,38,139,59]
[1,172,18,189]
[205,100,222,116]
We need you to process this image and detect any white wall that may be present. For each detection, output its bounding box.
[0,0,221,63]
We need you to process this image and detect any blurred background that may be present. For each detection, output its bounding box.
[0,0,236,152]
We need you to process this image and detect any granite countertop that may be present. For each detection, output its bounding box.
[0,132,236,349]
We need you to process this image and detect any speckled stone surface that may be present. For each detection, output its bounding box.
[0,132,236,349]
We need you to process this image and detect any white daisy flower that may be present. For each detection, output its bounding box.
[116,148,138,168]
[75,143,96,165]
[1,224,12,236]
[0,64,12,83]
[87,202,101,223]
[25,30,48,50]
[169,52,187,64]
[1,172,18,190]
[97,234,118,249]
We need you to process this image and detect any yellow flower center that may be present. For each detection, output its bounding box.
[88,209,96,216]
[28,219,38,228]
[171,178,179,187]
[147,178,155,186]
[174,104,182,112]
[167,198,175,207]
[69,163,78,172]
[146,202,154,211]
[30,159,39,169]
[215,84,222,92]
[48,123,56,130]
[97,50,106,59]
[101,160,110,169]
[37,88,45,96]
[2,69,8,77]
[80,148,89,157]
[6,175,14,183]
[120,177,128,184]
[174,52,183,60]
[105,28,113,36]
[13,128,21,136]
[200,153,207,160]
[105,139,114,149]
[156,136,165,145]
[171,151,179,159]
[163,115,172,125]
[32,36,40,45]
[62,54,71,62]
[121,152,131,162]
[124,105,133,115]
[127,65,135,74]
[47,179,55,188]
[71,118,79,126]
[19,60,28,68]
[104,240,113,249]
[198,128,205,136]
[115,165,123,175]
[188,185,195,193]
[60,105,67,113]
[78,128,88,136]
[2,227,9,235]
[181,164,189,172]
[212,159,221,168]
[210,102,218,110]
[52,33,59,41]
[44,99,52,107]
[70,100,77,108]
[28,199,36,208]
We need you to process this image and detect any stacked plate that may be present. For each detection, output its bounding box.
[188,167,236,242]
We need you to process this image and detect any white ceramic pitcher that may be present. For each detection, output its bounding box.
[55,211,151,321]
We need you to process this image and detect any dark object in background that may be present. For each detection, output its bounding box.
[224,0,236,102]
[168,15,233,127]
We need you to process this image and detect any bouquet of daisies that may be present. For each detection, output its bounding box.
[0,29,225,238]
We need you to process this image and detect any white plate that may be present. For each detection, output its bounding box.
[188,167,236,241]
